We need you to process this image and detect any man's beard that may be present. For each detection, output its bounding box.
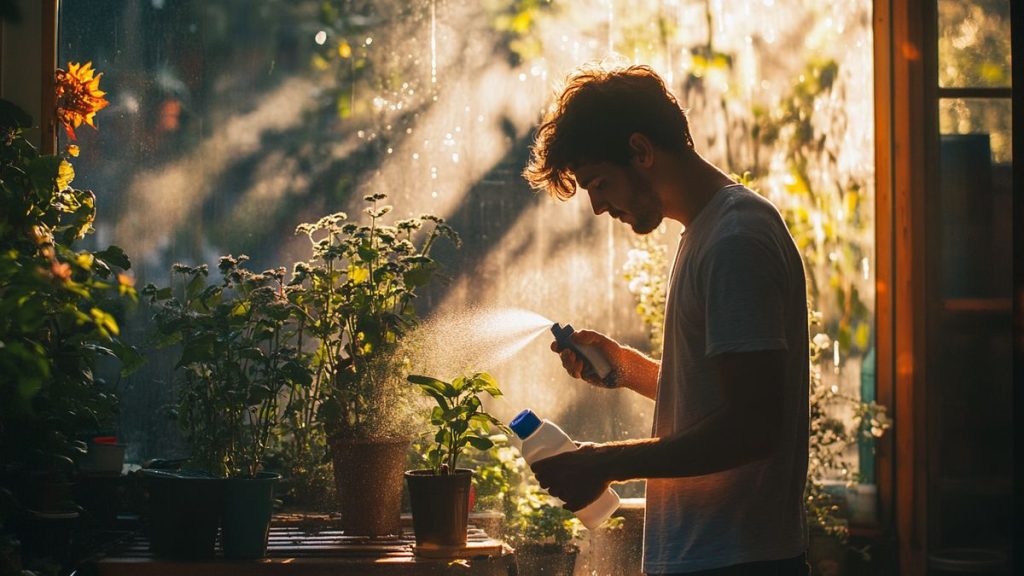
[627,169,662,234]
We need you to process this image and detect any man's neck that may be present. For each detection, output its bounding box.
[658,151,736,227]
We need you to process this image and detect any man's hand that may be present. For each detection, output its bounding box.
[550,329,622,386]
[550,329,661,399]
[530,443,611,512]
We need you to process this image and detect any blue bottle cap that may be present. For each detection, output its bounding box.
[510,409,542,440]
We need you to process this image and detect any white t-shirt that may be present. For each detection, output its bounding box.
[643,184,809,574]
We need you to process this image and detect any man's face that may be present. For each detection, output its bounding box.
[573,162,663,234]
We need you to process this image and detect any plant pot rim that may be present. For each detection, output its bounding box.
[405,468,473,478]
[331,437,412,446]
[226,471,281,482]
[140,468,221,482]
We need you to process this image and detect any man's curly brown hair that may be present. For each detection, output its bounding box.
[523,64,694,200]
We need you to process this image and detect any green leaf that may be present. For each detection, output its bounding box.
[422,387,450,411]
[186,272,206,299]
[95,245,131,271]
[466,436,494,451]
[90,307,120,337]
[403,262,436,288]
[407,374,454,397]
[110,339,146,376]
[357,243,378,262]
[27,155,60,196]
[177,334,217,367]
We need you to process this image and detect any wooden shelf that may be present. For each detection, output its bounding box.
[93,523,516,576]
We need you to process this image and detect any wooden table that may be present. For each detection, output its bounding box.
[93,517,517,576]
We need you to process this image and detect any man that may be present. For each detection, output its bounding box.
[522,64,810,575]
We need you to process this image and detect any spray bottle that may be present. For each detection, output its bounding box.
[509,409,620,530]
[551,323,616,388]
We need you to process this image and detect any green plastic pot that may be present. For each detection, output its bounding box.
[221,472,280,559]
[142,469,223,559]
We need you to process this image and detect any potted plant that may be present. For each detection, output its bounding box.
[143,256,305,558]
[506,486,584,576]
[285,194,459,535]
[405,372,508,548]
[1,64,141,572]
[462,432,588,573]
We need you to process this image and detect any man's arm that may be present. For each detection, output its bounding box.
[551,329,661,400]
[532,349,786,511]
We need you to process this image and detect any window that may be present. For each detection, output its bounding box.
[58,0,878,507]
[927,0,1013,566]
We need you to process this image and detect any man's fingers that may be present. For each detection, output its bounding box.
[559,349,583,379]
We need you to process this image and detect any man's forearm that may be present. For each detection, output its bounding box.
[613,345,660,400]
[594,406,777,481]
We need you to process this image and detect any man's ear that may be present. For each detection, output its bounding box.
[628,133,654,168]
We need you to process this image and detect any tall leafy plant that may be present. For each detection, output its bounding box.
[144,256,306,478]
[287,193,460,445]
[0,90,138,481]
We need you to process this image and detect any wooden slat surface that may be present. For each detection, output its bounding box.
[94,522,517,576]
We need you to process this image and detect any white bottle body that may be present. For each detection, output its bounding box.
[574,343,613,381]
[517,419,619,530]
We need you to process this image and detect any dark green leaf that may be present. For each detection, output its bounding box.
[27,155,60,196]
[466,436,494,451]
[95,245,131,270]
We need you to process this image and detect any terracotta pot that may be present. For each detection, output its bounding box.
[405,468,472,547]
[331,438,408,536]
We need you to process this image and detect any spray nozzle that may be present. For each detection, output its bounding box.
[551,323,576,350]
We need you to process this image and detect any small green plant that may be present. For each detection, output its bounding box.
[143,255,307,478]
[406,372,509,475]
[506,487,583,549]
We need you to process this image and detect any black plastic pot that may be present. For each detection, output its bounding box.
[405,468,472,547]
[141,469,223,559]
[221,472,280,559]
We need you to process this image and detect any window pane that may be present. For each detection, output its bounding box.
[931,96,1013,551]
[938,0,1012,88]
[940,98,1013,163]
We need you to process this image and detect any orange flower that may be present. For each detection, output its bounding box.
[55,61,109,141]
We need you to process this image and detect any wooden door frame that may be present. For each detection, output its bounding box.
[873,0,931,574]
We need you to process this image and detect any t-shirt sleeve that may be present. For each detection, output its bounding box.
[702,233,788,356]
